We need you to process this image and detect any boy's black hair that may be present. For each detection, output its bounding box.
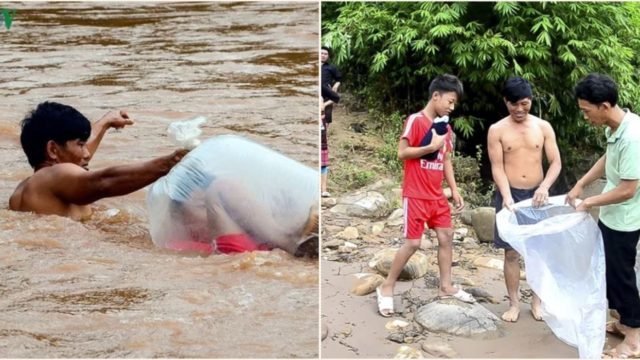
[575,73,618,106]
[428,74,463,98]
[502,77,533,103]
[20,101,91,168]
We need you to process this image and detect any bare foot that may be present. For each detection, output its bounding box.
[611,309,621,320]
[603,340,640,359]
[531,305,543,321]
[531,294,543,321]
[606,321,625,337]
[530,308,543,321]
[501,306,520,322]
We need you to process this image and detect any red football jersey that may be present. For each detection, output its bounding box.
[400,111,453,200]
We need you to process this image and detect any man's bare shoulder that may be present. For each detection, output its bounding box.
[37,163,87,178]
[528,115,555,132]
[488,116,511,134]
[9,177,29,210]
[9,163,85,210]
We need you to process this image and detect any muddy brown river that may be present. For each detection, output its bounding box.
[0,2,319,357]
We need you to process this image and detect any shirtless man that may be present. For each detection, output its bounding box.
[487,77,562,322]
[9,101,188,220]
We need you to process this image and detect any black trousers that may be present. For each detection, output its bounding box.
[599,221,640,328]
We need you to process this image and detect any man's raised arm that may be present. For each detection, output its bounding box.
[86,110,134,160]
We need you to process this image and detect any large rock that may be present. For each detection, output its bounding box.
[350,273,385,296]
[330,191,389,218]
[415,298,502,338]
[460,209,473,226]
[369,248,429,280]
[471,207,495,243]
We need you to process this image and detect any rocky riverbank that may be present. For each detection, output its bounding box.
[320,106,616,358]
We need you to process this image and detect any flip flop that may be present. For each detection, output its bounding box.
[376,287,394,317]
[439,289,477,304]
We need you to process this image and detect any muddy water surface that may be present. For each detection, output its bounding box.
[0,2,318,357]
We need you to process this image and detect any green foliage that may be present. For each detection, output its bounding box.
[372,111,405,178]
[453,115,485,139]
[329,162,376,191]
[453,146,494,207]
[322,2,640,189]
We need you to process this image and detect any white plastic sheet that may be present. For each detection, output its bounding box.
[496,195,606,359]
[147,134,319,254]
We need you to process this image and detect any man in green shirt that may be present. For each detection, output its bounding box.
[566,73,640,358]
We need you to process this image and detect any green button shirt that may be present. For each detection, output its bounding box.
[600,110,640,231]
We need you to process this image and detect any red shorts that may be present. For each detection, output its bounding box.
[403,197,451,239]
[165,234,271,255]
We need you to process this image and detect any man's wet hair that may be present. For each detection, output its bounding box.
[428,74,464,98]
[20,101,91,168]
[502,77,533,103]
[575,73,618,107]
[321,46,331,56]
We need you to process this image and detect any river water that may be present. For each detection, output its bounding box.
[0,2,319,357]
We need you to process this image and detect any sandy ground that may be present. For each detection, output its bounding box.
[321,258,582,358]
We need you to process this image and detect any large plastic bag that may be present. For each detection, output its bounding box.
[496,195,606,359]
[147,134,319,255]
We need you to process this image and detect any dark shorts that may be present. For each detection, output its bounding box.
[493,187,537,250]
[324,103,334,124]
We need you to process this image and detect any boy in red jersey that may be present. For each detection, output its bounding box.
[376,74,475,317]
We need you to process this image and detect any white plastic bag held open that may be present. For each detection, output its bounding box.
[496,195,606,359]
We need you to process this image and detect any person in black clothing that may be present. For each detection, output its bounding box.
[321,46,342,124]
[320,46,342,198]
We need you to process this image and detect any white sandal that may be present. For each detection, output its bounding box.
[439,288,476,304]
[376,287,394,317]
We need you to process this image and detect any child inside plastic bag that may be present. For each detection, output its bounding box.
[147,135,319,258]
